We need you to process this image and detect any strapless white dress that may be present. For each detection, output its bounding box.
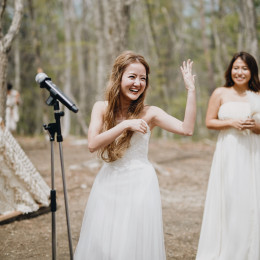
[74,124,166,260]
[196,91,260,260]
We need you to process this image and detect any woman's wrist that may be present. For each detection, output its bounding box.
[228,119,235,129]
[187,86,195,92]
[120,120,130,131]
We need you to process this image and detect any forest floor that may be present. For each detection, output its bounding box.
[0,135,216,260]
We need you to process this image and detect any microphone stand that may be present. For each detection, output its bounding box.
[44,97,74,260]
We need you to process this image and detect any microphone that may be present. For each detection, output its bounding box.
[35,72,79,113]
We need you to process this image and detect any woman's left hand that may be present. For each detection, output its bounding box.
[239,118,260,134]
[180,59,196,91]
[241,118,255,130]
[249,119,260,134]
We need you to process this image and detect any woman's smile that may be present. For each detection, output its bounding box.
[120,62,147,101]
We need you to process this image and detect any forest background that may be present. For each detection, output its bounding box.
[1,0,260,139]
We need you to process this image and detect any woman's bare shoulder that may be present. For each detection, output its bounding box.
[209,87,232,104]
[94,100,107,106]
[91,101,107,118]
[142,105,163,115]
[141,105,162,130]
[93,101,107,110]
[211,86,229,96]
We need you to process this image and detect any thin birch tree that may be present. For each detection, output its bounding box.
[62,0,73,137]
[238,0,258,60]
[94,0,133,100]
[0,0,24,121]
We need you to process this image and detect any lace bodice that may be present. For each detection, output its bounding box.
[217,91,260,135]
[218,91,260,122]
[104,126,151,172]
[218,102,251,120]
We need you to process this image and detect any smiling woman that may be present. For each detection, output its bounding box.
[231,57,251,86]
[74,50,196,260]
[196,51,260,260]
[120,62,147,102]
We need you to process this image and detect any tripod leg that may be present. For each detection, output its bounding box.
[51,194,56,260]
[58,142,74,260]
[50,141,57,260]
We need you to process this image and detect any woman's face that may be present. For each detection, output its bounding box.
[231,57,251,87]
[120,62,147,102]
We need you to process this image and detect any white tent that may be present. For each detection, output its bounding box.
[0,118,50,222]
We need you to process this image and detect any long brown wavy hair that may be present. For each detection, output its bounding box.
[99,50,150,162]
[224,51,260,92]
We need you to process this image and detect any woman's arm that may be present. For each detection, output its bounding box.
[151,60,196,136]
[88,101,147,152]
[205,88,233,130]
[251,92,260,134]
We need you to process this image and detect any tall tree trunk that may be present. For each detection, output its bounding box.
[145,0,170,107]
[70,3,89,136]
[27,0,45,134]
[0,0,24,121]
[0,53,8,120]
[73,18,86,113]
[14,37,21,91]
[239,0,258,60]
[237,2,244,53]
[199,0,216,94]
[210,0,225,80]
[62,0,73,137]
[94,0,133,100]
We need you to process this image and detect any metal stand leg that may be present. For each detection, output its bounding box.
[44,100,74,260]
[50,140,56,260]
[59,142,73,259]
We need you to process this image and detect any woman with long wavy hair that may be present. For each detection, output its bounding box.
[74,50,196,260]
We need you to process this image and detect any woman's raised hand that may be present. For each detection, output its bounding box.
[180,59,196,91]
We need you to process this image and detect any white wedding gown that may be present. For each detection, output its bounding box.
[74,124,166,260]
[196,91,260,260]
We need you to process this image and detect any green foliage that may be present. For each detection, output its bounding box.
[5,0,260,139]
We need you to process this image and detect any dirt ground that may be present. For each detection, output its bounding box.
[0,135,216,260]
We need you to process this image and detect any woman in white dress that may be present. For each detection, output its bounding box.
[6,83,20,132]
[196,51,260,260]
[74,50,196,260]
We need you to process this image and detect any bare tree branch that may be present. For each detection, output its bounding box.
[3,0,24,52]
[0,0,7,20]
[0,0,7,39]
[0,0,24,120]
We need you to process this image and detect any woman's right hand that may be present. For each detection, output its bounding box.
[180,59,196,91]
[123,119,147,134]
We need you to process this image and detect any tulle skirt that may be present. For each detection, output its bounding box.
[196,130,260,260]
[74,160,166,260]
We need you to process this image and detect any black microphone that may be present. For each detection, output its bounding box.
[35,72,79,113]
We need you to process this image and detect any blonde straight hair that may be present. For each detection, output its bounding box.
[99,51,150,162]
